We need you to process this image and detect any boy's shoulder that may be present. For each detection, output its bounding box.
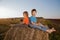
[30,16,36,19]
[30,16,34,19]
[30,16,34,18]
[30,16,32,17]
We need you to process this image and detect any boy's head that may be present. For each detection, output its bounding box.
[23,11,28,17]
[31,9,37,16]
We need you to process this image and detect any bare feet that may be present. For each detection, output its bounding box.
[46,30,51,34]
[51,28,56,31]
[46,28,56,34]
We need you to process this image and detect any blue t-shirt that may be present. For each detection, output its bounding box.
[30,16,37,23]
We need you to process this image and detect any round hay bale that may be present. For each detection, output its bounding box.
[4,24,49,40]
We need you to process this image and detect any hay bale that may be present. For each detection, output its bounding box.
[4,24,49,40]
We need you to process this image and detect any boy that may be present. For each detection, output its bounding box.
[23,11,29,25]
[29,9,56,33]
[13,11,29,27]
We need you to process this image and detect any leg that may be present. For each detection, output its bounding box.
[29,24,56,33]
[29,24,48,31]
[29,24,38,28]
[37,26,49,31]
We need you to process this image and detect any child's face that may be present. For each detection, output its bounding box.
[32,11,37,16]
[23,13,27,17]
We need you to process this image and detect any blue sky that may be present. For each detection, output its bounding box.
[0,0,60,18]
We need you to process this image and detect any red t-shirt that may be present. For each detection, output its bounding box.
[23,17,29,25]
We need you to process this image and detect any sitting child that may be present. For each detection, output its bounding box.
[11,11,29,27]
[29,9,56,33]
[22,11,29,25]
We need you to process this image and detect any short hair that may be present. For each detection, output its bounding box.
[31,9,37,13]
[23,11,28,17]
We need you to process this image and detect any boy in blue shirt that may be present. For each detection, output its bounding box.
[29,9,56,33]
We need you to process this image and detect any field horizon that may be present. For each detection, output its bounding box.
[0,17,60,40]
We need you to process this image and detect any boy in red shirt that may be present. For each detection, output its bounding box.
[23,11,29,25]
[12,11,29,27]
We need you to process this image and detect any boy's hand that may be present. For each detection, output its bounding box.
[36,24,40,26]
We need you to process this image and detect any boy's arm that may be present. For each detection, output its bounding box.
[31,22,39,26]
[31,22,36,25]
